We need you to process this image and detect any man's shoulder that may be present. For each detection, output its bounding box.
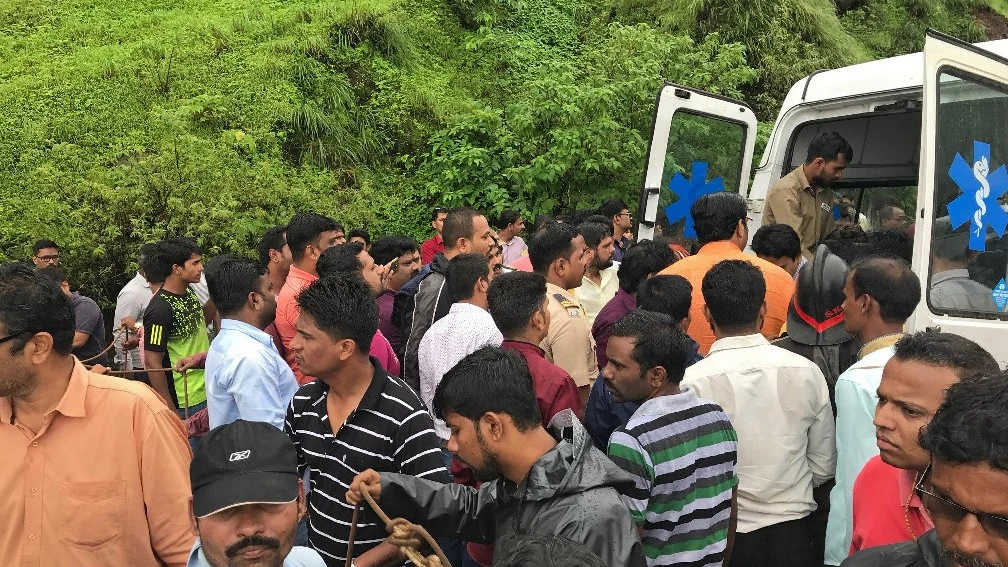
[87,371,178,419]
[768,167,803,193]
[283,546,328,567]
[840,538,926,567]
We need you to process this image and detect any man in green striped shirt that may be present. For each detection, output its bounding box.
[604,310,739,567]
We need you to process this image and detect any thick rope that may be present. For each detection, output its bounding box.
[345,488,450,567]
[78,327,130,364]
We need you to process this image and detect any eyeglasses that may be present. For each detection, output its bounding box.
[0,330,31,346]
[34,254,60,262]
[915,462,1008,539]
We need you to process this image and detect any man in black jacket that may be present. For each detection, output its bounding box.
[393,207,494,392]
[347,346,647,567]
[841,372,1008,567]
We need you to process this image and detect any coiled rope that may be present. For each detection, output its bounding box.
[345,488,450,567]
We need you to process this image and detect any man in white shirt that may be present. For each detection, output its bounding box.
[574,221,618,326]
[419,253,503,459]
[683,259,836,567]
[114,243,159,372]
[824,256,921,566]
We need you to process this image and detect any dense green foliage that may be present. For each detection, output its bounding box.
[0,0,1002,305]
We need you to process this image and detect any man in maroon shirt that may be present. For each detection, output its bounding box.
[420,207,449,265]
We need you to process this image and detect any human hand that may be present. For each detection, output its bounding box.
[346,469,382,506]
[174,352,207,373]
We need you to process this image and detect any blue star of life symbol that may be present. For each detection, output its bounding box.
[664,161,725,238]
[947,140,1008,251]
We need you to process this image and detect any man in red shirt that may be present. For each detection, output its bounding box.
[420,207,448,265]
[849,332,997,555]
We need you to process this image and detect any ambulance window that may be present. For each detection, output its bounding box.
[654,111,746,242]
[832,186,916,232]
[928,68,1008,318]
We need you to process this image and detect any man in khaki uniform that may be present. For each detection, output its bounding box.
[763,131,853,260]
[529,222,597,410]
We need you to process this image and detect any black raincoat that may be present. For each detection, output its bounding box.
[840,530,947,567]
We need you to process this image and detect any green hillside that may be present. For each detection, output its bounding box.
[0,0,1002,303]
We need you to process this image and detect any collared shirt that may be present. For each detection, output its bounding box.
[420,234,444,265]
[575,264,620,327]
[501,340,581,423]
[0,360,195,567]
[501,235,528,267]
[543,282,598,387]
[613,235,630,263]
[275,265,318,385]
[187,538,326,567]
[284,359,447,564]
[682,334,836,533]
[510,255,533,272]
[592,287,637,369]
[115,272,153,369]
[763,166,836,261]
[377,289,401,354]
[419,302,504,440]
[930,269,998,312]
[205,318,299,431]
[851,456,934,556]
[826,346,897,565]
[659,241,795,355]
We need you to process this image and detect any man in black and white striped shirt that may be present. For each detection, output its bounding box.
[284,273,447,566]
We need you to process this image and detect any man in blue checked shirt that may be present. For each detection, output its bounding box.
[204,255,299,430]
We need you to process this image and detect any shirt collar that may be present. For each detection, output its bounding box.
[55,359,90,418]
[859,333,904,360]
[133,272,151,289]
[546,282,575,297]
[696,241,743,256]
[314,358,388,417]
[707,333,770,355]
[931,269,971,285]
[449,302,489,316]
[502,339,546,358]
[615,287,636,310]
[899,468,926,511]
[795,165,812,192]
[220,319,273,346]
[286,265,318,288]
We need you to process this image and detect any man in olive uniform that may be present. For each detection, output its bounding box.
[529,223,597,410]
[763,131,853,260]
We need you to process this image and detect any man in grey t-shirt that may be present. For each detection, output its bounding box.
[38,265,108,366]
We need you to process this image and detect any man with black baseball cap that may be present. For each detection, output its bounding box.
[187,420,326,567]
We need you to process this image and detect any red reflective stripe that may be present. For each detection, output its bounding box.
[792,296,846,334]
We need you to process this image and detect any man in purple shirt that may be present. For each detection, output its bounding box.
[370,236,421,355]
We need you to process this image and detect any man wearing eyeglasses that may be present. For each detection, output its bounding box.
[847,333,998,558]
[841,371,1008,567]
[599,199,633,262]
[31,238,60,268]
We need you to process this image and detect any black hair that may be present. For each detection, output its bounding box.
[348,228,371,245]
[0,262,74,354]
[577,222,611,250]
[617,240,677,293]
[751,223,801,261]
[822,225,870,266]
[850,256,921,324]
[609,310,691,384]
[295,273,378,353]
[139,243,165,284]
[138,242,159,270]
[487,271,548,336]
[805,131,854,164]
[585,214,610,226]
[431,206,449,222]
[433,346,541,430]
[258,226,287,268]
[146,237,201,283]
[568,209,598,228]
[32,239,60,255]
[892,332,999,380]
[529,223,577,274]
[702,259,766,332]
[532,215,556,234]
[206,255,267,317]
[920,372,1008,472]
[285,213,337,262]
[493,535,606,567]
[636,275,693,323]
[691,192,747,246]
[879,204,902,221]
[866,228,913,264]
[370,236,420,266]
[444,253,490,303]
[443,207,485,251]
[496,210,522,230]
[37,265,67,285]
[316,242,365,279]
[599,198,629,223]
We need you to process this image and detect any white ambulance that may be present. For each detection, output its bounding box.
[636,30,1008,363]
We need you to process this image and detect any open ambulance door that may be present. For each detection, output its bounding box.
[913,30,1008,365]
[635,84,758,242]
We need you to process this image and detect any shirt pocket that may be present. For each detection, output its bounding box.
[57,479,127,548]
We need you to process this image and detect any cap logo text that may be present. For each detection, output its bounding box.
[229,450,251,462]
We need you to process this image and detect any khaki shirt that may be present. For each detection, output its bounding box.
[542,282,598,387]
[763,166,835,261]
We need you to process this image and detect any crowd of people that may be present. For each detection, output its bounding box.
[3,131,1008,567]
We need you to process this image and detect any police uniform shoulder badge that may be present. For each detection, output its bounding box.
[553,293,582,318]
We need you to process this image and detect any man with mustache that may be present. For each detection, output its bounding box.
[840,371,1008,567]
[187,420,325,567]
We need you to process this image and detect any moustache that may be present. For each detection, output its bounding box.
[940,543,1004,567]
[225,535,280,558]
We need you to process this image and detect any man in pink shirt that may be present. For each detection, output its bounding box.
[849,332,997,555]
[274,213,343,385]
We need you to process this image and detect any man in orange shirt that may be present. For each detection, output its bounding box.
[660,192,794,354]
[0,263,195,567]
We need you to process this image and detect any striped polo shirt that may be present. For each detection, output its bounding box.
[284,358,447,565]
[608,388,738,567]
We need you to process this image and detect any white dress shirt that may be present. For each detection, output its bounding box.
[575,263,620,327]
[114,272,153,370]
[419,302,504,439]
[682,333,837,533]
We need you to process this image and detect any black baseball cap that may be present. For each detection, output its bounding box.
[190,420,300,518]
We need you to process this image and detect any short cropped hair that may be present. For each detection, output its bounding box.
[286,213,337,262]
[496,210,522,230]
[617,240,677,294]
[892,332,998,379]
[32,239,60,255]
[806,131,854,164]
[442,207,483,251]
[370,236,420,266]
[691,192,747,246]
[702,259,765,332]
[433,346,541,430]
[920,372,1008,472]
[146,237,201,283]
[206,255,266,317]
[0,263,74,354]
[316,242,365,278]
[599,198,628,221]
[609,310,691,384]
[487,271,548,336]
[348,228,370,246]
[636,275,692,323]
[258,226,287,268]
[295,273,378,353]
[445,253,490,303]
[577,222,611,250]
[751,224,801,261]
[850,256,921,324]
[529,223,578,274]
